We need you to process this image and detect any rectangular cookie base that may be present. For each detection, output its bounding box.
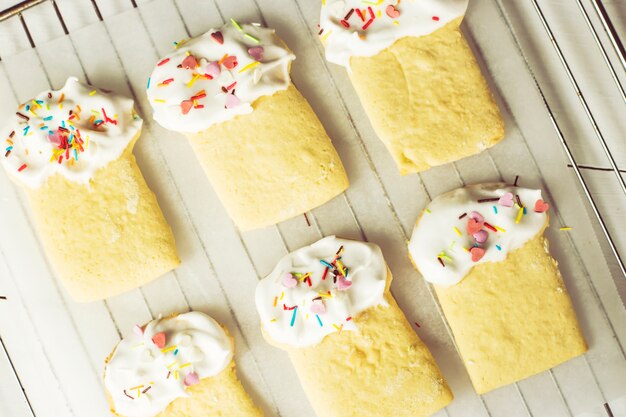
[434,233,587,394]
[349,18,505,175]
[186,84,349,231]
[284,270,452,417]
[155,361,262,417]
[27,134,180,302]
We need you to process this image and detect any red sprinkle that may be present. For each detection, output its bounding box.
[283,304,297,311]
[157,58,170,66]
[17,164,27,172]
[483,222,497,232]
[355,8,365,21]
[346,316,352,321]
[368,6,375,19]
[362,19,374,30]
[225,81,237,91]
[432,16,440,21]
[340,19,350,28]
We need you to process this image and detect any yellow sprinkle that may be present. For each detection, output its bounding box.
[238,61,260,73]
[31,100,40,109]
[321,30,332,43]
[29,108,38,117]
[167,361,178,369]
[453,226,462,236]
[280,291,284,300]
[153,99,166,103]
[494,225,506,233]
[89,90,97,96]
[59,103,63,109]
[58,93,65,103]
[174,371,179,380]
[318,292,332,298]
[305,314,309,320]
[186,74,200,88]
[377,10,381,17]
[393,20,400,25]
[515,206,524,224]
[273,296,278,307]
[179,363,191,369]
[161,346,177,353]
[129,385,144,391]
[463,247,471,253]
[425,208,431,214]
[270,318,277,323]
[559,227,572,231]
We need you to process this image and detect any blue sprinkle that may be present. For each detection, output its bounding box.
[39,125,47,130]
[23,126,30,134]
[320,260,334,269]
[173,348,179,356]
[523,207,527,215]
[147,77,151,89]
[36,100,44,105]
[74,149,78,161]
[496,245,502,251]
[344,267,349,278]
[493,205,498,214]
[316,314,323,327]
[290,307,298,327]
[25,105,30,111]
[5,146,13,151]
[43,116,53,121]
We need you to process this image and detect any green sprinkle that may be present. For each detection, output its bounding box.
[231,18,243,31]
[244,33,260,43]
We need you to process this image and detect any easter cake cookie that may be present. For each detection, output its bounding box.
[256,236,452,417]
[319,0,504,174]
[104,312,262,417]
[408,184,587,394]
[147,20,348,231]
[1,77,179,302]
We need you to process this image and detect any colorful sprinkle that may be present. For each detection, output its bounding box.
[290,307,298,327]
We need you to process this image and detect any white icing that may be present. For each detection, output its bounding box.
[408,184,548,287]
[255,236,388,348]
[104,312,233,417]
[320,0,468,68]
[147,21,295,133]
[0,77,142,188]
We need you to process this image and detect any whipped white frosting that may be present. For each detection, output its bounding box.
[320,0,468,68]
[147,21,295,133]
[408,184,549,287]
[104,312,233,417]
[255,236,388,348]
[0,77,142,188]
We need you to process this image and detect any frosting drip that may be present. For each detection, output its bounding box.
[408,184,549,287]
[319,0,468,68]
[104,312,233,417]
[255,236,387,348]
[1,77,142,188]
[147,21,295,133]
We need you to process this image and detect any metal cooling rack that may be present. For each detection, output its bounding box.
[0,1,624,417]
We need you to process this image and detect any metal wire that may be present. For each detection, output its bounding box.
[589,0,626,73]
[530,0,626,196]
[574,0,626,104]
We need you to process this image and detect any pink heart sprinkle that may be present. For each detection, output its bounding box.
[498,192,514,207]
[205,61,221,78]
[248,46,264,61]
[225,93,241,109]
[385,4,401,18]
[336,276,352,291]
[281,272,298,288]
[470,247,486,262]
[182,55,198,70]
[473,230,488,244]
[211,31,224,44]
[469,211,484,223]
[133,324,144,336]
[222,55,238,70]
[151,332,166,349]
[180,99,194,115]
[184,372,199,387]
[534,199,549,213]
[310,300,326,315]
[466,218,483,235]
